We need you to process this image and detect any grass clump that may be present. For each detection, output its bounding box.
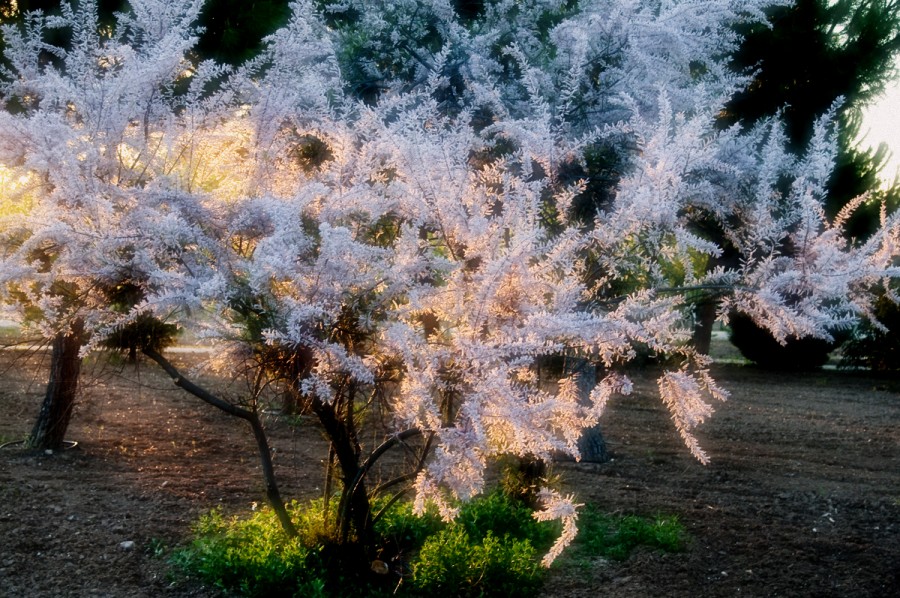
[566,506,685,563]
[411,527,542,597]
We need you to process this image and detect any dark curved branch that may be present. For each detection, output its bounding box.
[370,431,435,497]
[371,471,420,498]
[370,431,436,526]
[338,428,424,543]
[142,347,253,420]
[141,347,297,538]
[349,428,423,500]
[371,486,414,528]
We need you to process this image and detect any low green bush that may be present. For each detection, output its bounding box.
[411,526,542,597]
[372,499,443,552]
[407,491,556,596]
[171,492,685,597]
[456,490,558,551]
[170,506,326,597]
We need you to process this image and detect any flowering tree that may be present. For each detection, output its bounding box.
[1,0,899,572]
[0,0,230,448]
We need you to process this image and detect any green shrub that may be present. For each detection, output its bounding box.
[372,499,443,552]
[411,526,542,597]
[405,490,557,596]
[728,312,846,371]
[170,506,326,597]
[172,493,684,597]
[456,490,557,552]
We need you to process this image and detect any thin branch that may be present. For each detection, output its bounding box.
[371,486,413,528]
[141,346,297,537]
[142,347,253,420]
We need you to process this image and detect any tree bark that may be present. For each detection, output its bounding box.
[573,359,609,463]
[308,396,375,548]
[692,298,718,356]
[27,319,85,451]
[554,358,610,463]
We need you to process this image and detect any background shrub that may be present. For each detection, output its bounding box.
[841,294,900,372]
[728,312,845,370]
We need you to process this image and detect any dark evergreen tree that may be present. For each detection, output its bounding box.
[194,0,290,64]
[696,0,900,363]
[726,0,900,233]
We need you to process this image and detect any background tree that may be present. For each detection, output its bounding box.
[194,0,290,64]
[0,0,218,448]
[1,0,292,62]
[696,0,900,361]
[726,0,900,224]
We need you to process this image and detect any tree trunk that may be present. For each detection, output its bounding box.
[142,347,298,537]
[556,358,610,463]
[574,360,609,463]
[27,319,85,451]
[576,425,609,463]
[247,412,298,537]
[692,298,718,355]
[309,396,375,548]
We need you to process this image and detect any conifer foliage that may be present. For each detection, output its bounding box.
[1,0,898,566]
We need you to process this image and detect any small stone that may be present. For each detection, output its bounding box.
[44,449,53,455]
[119,540,135,551]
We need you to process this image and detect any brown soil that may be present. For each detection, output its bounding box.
[1,348,898,597]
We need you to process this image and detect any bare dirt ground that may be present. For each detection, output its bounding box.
[1,346,898,597]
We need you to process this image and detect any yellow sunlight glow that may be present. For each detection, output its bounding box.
[859,61,900,189]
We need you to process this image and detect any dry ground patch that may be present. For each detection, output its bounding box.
[1,348,898,597]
